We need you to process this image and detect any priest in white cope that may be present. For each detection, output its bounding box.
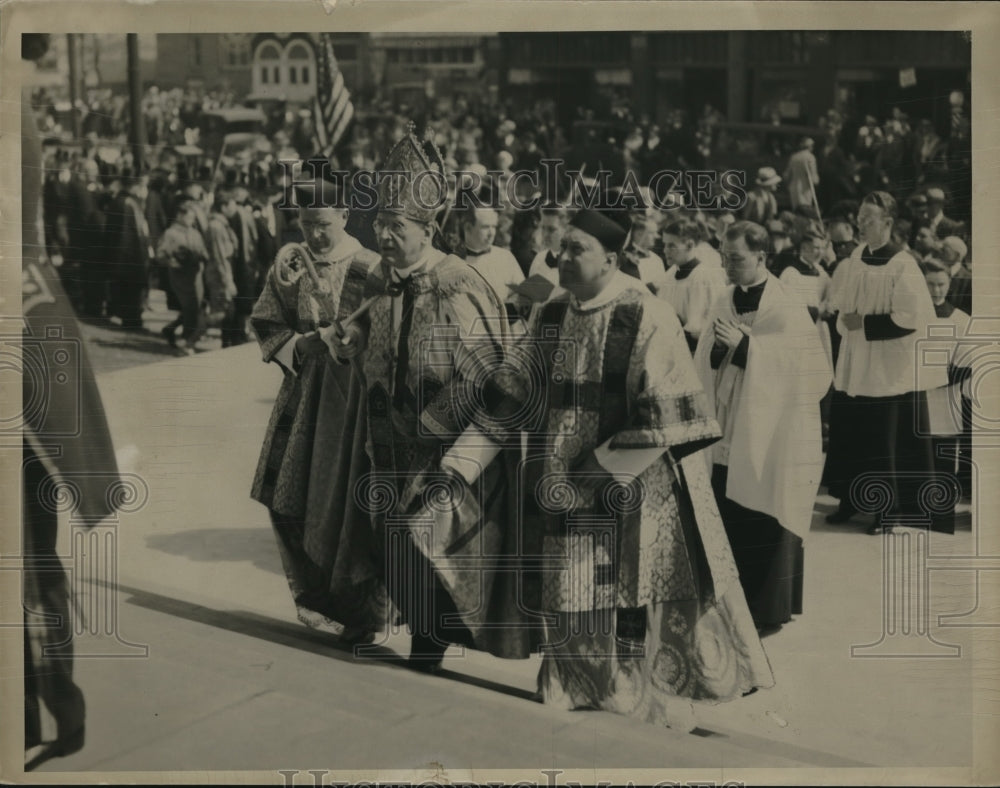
[695,220,831,630]
[823,191,950,534]
[440,206,774,731]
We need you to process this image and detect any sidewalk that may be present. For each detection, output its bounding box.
[31,343,978,777]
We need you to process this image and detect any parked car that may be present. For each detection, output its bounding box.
[197,107,269,164]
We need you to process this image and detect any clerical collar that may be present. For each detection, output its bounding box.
[862,240,901,267]
[391,249,435,282]
[572,270,634,311]
[738,273,768,293]
[466,246,492,259]
[733,278,767,314]
[674,257,701,280]
[794,256,821,276]
[934,301,955,319]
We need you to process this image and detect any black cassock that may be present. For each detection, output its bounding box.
[823,243,955,534]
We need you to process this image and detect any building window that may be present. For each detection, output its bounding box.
[258,40,281,81]
[220,34,251,70]
[287,42,311,62]
[462,47,474,63]
[283,41,315,97]
[193,37,202,67]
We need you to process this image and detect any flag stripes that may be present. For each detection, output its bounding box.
[313,33,355,159]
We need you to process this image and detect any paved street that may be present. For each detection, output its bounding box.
[75,289,229,374]
[30,296,980,778]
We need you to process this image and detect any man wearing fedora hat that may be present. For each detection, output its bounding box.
[743,167,781,226]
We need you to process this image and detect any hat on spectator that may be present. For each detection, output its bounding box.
[940,236,968,262]
[755,166,782,187]
[926,187,946,203]
[766,219,788,236]
[907,193,928,206]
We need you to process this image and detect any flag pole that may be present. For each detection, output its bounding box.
[806,168,824,227]
[212,139,229,186]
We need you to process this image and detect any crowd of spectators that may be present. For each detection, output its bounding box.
[35,76,972,353]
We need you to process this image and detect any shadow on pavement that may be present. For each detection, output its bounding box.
[88,334,179,357]
[145,527,285,576]
[112,582,540,704]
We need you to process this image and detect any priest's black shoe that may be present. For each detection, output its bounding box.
[407,633,448,675]
[868,517,895,535]
[407,655,444,675]
[339,626,376,646]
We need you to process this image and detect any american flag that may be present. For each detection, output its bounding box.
[313,33,355,159]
